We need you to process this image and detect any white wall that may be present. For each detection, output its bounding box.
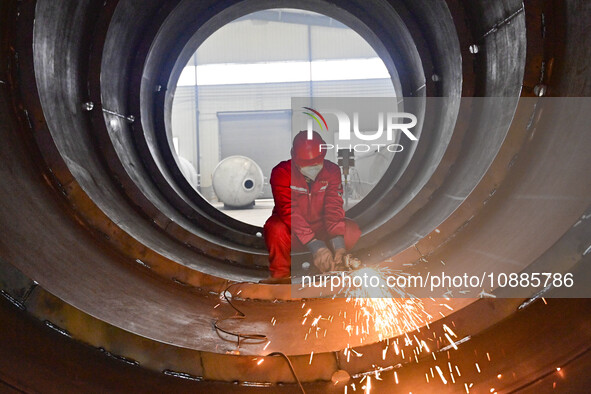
[170,9,396,203]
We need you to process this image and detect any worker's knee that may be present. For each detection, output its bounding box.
[263,215,290,245]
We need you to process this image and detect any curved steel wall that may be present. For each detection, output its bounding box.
[1,0,590,392]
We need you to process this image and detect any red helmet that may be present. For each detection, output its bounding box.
[291,130,327,167]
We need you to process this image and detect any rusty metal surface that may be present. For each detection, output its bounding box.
[0,296,277,393]
[340,297,591,393]
[1,287,591,392]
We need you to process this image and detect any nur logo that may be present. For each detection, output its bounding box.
[302,107,328,132]
[302,107,418,142]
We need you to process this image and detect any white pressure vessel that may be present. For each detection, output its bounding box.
[212,155,264,208]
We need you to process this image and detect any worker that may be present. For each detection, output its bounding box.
[261,130,361,284]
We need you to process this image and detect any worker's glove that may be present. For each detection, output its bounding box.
[313,248,335,273]
[307,239,334,273]
[329,236,347,268]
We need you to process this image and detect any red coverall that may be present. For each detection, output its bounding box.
[264,159,361,278]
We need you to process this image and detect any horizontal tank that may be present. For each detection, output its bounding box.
[212,156,264,208]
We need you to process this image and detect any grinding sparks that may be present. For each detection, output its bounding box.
[289,267,496,393]
[435,365,447,384]
[364,375,371,393]
[444,333,458,350]
[344,268,431,339]
[298,268,433,359]
[222,266,509,394]
[443,324,457,338]
[312,316,322,327]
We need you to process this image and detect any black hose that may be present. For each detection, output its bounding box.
[212,282,306,393]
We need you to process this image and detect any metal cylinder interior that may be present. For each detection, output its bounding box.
[1,0,591,392]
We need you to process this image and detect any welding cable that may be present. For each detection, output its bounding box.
[213,281,267,345]
[213,283,306,393]
[266,352,306,394]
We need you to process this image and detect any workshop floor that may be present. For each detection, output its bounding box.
[212,198,274,227]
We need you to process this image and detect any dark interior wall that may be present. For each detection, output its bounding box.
[1,0,590,392]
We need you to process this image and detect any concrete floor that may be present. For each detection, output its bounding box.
[212,199,274,227]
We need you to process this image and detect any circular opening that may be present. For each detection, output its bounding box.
[169,8,396,227]
[244,179,255,190]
